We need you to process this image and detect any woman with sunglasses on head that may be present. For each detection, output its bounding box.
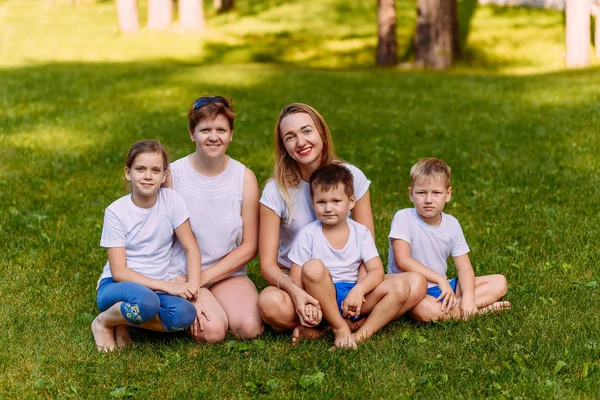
[258,103,427,343]
[165,96,264,343]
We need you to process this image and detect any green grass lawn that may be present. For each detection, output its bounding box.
[1,0,600,398]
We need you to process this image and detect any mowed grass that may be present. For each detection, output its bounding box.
[1,0,600,398]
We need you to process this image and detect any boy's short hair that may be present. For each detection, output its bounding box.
[309,164,354,199]
[410,158,451,188]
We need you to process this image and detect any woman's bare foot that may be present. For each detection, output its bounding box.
[291,325,327,345]
[91,316,116,352]
[115,325,133,349]
[479,301,511,314]
[333,326,357,349]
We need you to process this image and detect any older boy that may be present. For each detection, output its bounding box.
[388,158,510,322]
[289,164,409,349]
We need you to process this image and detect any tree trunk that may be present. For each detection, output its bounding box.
[565,0,590,68]
[179,0,205,30]
[214,0,234,12]
[148,0,173,30]
[593,4,600,58]
[116,0,139,33]
[414,0,456,69]
[377,0,397,66]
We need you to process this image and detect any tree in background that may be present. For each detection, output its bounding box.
[565,0,591,68]
[116,0,139,33]
[148,0,174,30]
[179,0,205,30]
[377,0,397,66]
[214,0,234,13]
[414,0,457,69]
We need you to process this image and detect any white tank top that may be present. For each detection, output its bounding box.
[168,155,246,280]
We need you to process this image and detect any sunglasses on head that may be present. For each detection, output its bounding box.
[192,96,231,110]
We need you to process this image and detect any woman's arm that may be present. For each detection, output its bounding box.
[108,247,197,299]
[200,168,260,286]
[259,204,286,286]
[351,190,375,238]
[174,219,202,290]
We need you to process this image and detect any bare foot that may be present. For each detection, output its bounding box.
[115,325,133,349]
[291,325,327,345]
[479,301,511,314]
[333,327,357,350]
[91,316,116,352]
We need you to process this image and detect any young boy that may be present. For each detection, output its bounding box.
[288,164,409,349]
[388,158,510,322]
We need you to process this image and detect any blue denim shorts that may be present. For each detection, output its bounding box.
[426,277,458,300]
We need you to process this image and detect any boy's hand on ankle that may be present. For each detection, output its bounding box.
[436,280,456,314]
[342,288,366,318]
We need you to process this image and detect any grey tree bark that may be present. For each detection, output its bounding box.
[377,0,397,66]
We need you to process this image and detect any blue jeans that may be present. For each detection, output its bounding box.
[97,278,196,332]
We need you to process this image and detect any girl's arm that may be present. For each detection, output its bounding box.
[174,219,202,290]
[108,247,197,299]
[351,190,375,238]
[199,168,259,286]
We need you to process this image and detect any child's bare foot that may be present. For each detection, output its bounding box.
[479,301,511,314]
[333,327,357,349]
[291,325,327,345]
[91,316,116,352]
[115,325,133,349]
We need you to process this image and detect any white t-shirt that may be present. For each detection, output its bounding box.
[260,163,370,268]
[99,188,189,282]
[387,208,470,287]
[169,155,246,279]
[288,219,379,283]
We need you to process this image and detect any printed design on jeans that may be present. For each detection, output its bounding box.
[123,303,143,324]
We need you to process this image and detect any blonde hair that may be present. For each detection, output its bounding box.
[410,158,451,188]
[272,103,339,221]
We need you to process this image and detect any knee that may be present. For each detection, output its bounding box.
[163,301,197,332]
[494,274,508,298]
[192,318,228,344]
[233,316,265,340]
[301,259,327,284]
[388,277,411,303]
[124,291,161,325]
[258,288,287,324]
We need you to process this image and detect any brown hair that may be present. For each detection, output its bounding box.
[410,158,451,188]
[272,103,340,219]
[188,96,236,131]
[309,164,354,199]
[125,140,170,191]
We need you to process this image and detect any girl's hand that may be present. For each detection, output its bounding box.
[167,282,198,300]
[342,288,366,318]
[436,280,456,313]
[291,289,321,327]
[189,297,210,337]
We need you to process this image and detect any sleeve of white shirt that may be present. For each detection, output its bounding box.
[451,218,470,257]
[100,207,126,248]
[288,226,313,267]
[360,225,380,263]
[166,189,190,229]
[388,209,412,244]
[345,164,371,202]
[259,179,286,219]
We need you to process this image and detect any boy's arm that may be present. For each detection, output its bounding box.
[343,256,384,318]
[393,239,456,312]
[453,253,478,319]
